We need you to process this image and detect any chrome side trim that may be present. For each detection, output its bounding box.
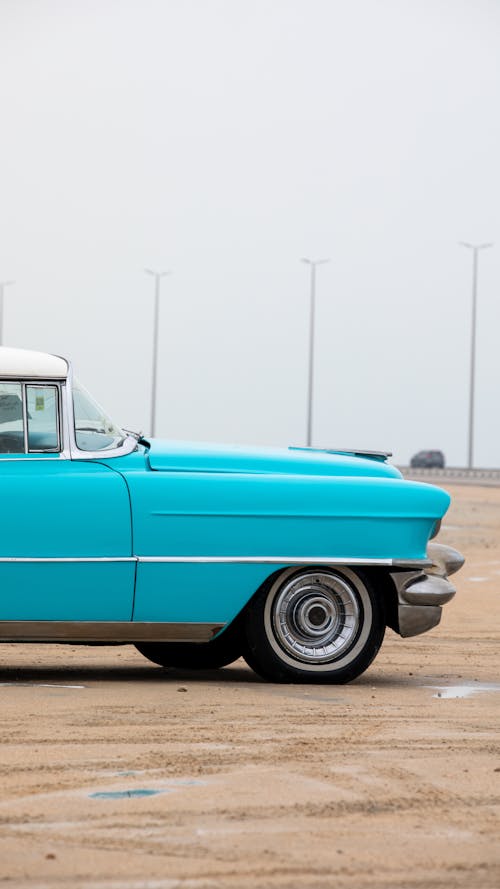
[0,557,136,563]
[0,456,68,462]
[0,621,224,643]
[392,558,432,568]
[0,555,430,566]
[138,555,396,565]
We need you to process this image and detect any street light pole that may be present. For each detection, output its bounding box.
[144,268,171,437]
[459,242,493,468]
[301,258,329,448]
[0,280,15,346]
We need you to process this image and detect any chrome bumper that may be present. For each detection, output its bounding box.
[389,543,464,638]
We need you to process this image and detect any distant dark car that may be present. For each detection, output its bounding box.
[410,450,445,469]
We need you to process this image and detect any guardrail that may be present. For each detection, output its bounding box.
[399,466,500,486]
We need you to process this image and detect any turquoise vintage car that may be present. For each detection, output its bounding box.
[0,347,463,683]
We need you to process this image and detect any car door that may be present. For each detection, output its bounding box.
[0,381,134,621]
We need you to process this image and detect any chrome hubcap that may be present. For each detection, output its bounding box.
[272,572,361,664]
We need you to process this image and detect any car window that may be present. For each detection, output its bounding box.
[0,382,61,455]
[26,385,60,451]
[73,379,125,451]
[0,382,24,453]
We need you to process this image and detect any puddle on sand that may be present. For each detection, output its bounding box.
[467,577,489,583]
[89,779,205,800]
[90,789,167,800]
[426,683,500,699]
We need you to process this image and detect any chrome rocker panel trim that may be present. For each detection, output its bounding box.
[0,621,224,643]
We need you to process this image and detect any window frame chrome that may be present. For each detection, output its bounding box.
[65,363,137,460]
[25,382,62,454]
[21,381,29,453]
[0,378,64,458]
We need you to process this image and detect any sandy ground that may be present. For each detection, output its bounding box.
[0,483,499,889]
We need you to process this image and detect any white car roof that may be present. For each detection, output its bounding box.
[0,347,69,379]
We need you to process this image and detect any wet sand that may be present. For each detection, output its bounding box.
[0,484,499,888]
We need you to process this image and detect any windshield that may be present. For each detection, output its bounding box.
[73,379,125,451]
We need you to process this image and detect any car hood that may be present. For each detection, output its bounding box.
[146,440,402,479]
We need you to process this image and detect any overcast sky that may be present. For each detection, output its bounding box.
[1,0,499,465]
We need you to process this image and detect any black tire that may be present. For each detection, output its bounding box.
[242,567,385,684]
[135,626,243,670]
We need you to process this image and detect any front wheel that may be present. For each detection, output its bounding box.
[242,567,385,684]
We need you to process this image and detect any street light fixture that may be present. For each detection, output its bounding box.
[301,258,330,448]
[144,268,171,437]
[459,241,493,468]
[0,280,15,346]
